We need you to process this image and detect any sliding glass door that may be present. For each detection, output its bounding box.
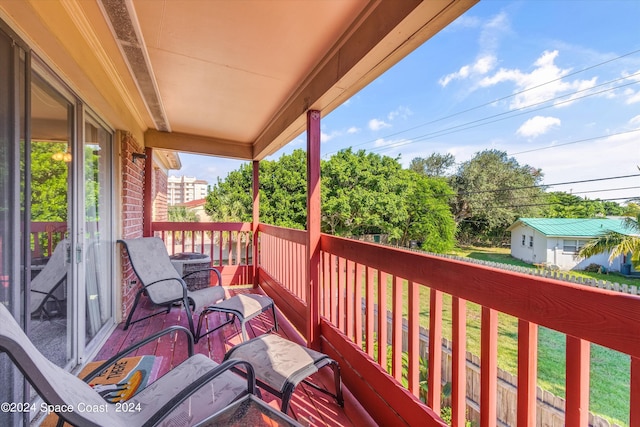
[28,70,74,367]
[83,116,113,342]
[1,19,114,425]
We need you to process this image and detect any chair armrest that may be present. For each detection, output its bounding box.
[182,267,222,286]
[82,326,195,383]
[145,277,189,300]
[143,358,256,427]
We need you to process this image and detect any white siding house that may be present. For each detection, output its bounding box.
[507,218,635,272]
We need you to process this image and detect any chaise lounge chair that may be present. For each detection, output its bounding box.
[118,237,225,338]
[120,237,278,343]
[30,239,68,319]
[0,303,256,426]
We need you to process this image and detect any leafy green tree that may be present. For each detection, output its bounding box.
[543,192,624,218]
[402,174,455,252]
[205,148,456,252]
[205,163,253,222]
[450,149,545,245]
[30,141,68,222]
[409,153,455,177]
[322,149,409,239]
[578,214,640,269]
[622,202,640,218]
[168,206,198,222]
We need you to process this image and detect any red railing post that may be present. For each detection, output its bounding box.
[306,109,321,350]
[252,161,260,286]
[143,146,153,237]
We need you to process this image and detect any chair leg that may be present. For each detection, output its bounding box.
[240,320,248,342]
[270,304,278,332]
[124,289,144,330]
[183,296,197,341]
[331,361,344,407]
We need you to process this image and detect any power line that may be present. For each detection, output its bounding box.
[456,173,640,196]
[371,77,640,154]
[508,129,640,156]
[466,196,638,210]
[323,48,640,157]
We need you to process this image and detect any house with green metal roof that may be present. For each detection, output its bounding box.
[507,217,636,271]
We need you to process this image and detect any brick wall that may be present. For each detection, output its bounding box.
[120,132,145,319]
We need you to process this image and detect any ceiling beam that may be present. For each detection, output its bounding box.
[145,130,253,160]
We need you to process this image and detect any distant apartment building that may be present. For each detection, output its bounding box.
[167,175,209,205]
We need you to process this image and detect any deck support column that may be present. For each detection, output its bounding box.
[142,146,153,237]
[252,160,260,287]
[306,109,321,350]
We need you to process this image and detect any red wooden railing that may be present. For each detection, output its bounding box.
[257,224,308,335]
[152,222,253,285]
[255,226,640,427]
[30,221,67,258]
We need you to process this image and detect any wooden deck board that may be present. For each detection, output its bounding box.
[95,287,354,427]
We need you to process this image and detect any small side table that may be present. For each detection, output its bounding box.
[194,394,303,427]
[170,252,212,291]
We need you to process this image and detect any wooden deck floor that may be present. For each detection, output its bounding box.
[95,287,355,427]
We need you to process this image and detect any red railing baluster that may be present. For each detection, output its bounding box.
[452,297,467,427]
[632,356,640,426]
[354,263,364,348]
[566,336,590,427]
[392,275,403,381]
[408,280,419,397]
[346,260,355,341]
[378,271,388,371]
[480,306,498,427]
[517,319,538,427]
[365,266,375,358]
[428,288,442,414]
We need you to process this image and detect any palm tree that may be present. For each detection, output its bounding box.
[578,214,640,269]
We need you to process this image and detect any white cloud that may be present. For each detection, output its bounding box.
[439,55,497,87]
[479,12,510,53]
[516,116,561,138]
[478,50,597,109]
[373,138,410,150]
[369,118,391,131]
[450,15,482,30]
[347,126,359,134]
[629,115,640,126]
[387,106,413,121]
[321,131,340,143]
[625,88,640,105]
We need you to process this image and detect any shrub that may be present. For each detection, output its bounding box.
[584,263,604,273]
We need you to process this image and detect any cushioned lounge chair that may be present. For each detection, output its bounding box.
[118,237,225,338]
[30,239,68,319]
[0,303,256,427]
[120,237,277,344]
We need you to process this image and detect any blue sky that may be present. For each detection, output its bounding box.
[172,0,640,204]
